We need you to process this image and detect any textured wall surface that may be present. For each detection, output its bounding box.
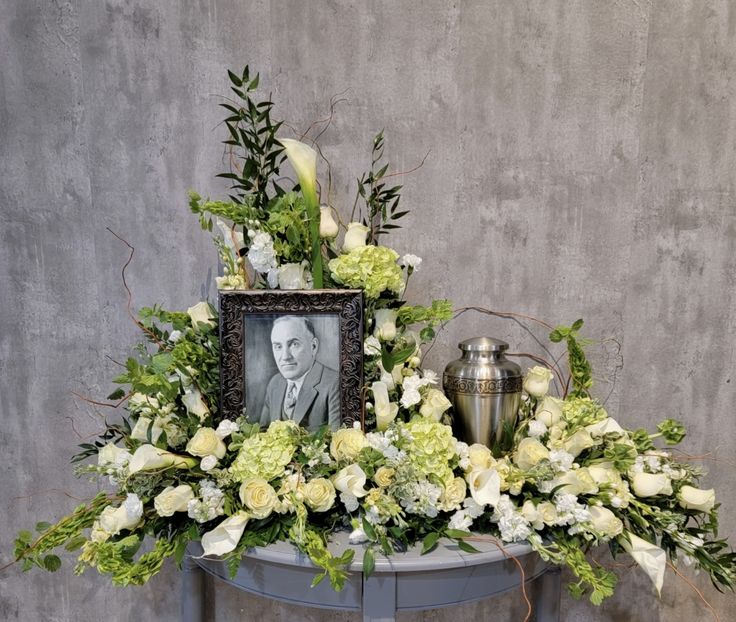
[1,1,734,620]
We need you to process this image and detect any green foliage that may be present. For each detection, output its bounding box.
[396,300,453,331]
[189,191,260,230]
[266,192,313,264]
[354,131,407,242]
[657,419,686,445]
[218,66,284,210]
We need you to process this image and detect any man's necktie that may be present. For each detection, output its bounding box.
[284,382,297,418]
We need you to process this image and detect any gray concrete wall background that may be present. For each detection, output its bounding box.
[1,1,734,621]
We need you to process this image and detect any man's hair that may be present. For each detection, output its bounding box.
[272,315,317,340]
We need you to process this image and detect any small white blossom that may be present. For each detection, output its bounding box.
[400,254,422,270]
[449,510,473,531]
[364,336,382,357]
[463,497,485,519]
[340,492,359,513]
[215,420,239,439]
[200,455,218,471]
[348,527,368,544]
[528,420,548,438]
[246,231,277,273]
[549,449,575,473]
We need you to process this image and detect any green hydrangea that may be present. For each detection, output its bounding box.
[328,245,404,299]
[229,420,299,482]
[402,418,457,485]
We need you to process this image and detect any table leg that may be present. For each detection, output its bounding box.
[362,573,397,622]
[182,555,206,622]
[530,566,561,622]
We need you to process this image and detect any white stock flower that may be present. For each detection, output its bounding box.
[523,366,554,398]
[187,302,215,329]
[154,485,195,517]
[620,532,666,595]
[527,419,548,438]
[364,335,381,357]
[348,526,368,544]
[372,381,399,431]
[246,231,277,273]
[342,222,370,252]
[399,373,433,409]
[373,309,398,341]
[201,512,250,557]
[631,472,672,498]
[215,419,239,439]
[678,486,716,512]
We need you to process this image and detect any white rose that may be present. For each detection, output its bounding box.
[373,309,398,342]
[372,381,399,431]
[520,500,545,530]
[186,427,226,459]
[319,205,339,238]
[563,429,596,458]
[201,512,250,557]
[535,396,563,427]
[467,444,494,470]
[537,501,559,526]
[523,366,554,398]
[128,445,196,474]
[278,261,312,290]
[200,455,218,471]
[154,485,195,517]
[419,388,452,421]
[182,389,210,421]
[466,468,501,507]
[330,427,368,461]
[588,506,623,538]
[631,472,672,497]
[98,443,132,468]
[303,478,337,512]
[588,462,623,487]
[342,222,370,252]
[239,478,278,519]
[187,302,215,330]
[332,464,369,498]
[677,485,715,512]
[97,494,143,536]
[586,417,626,438]
[514,437,550,471]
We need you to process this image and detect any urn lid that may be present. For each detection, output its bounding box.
[458,337,509,353]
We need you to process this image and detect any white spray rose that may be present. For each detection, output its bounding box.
[371,381,399,431]
[538,501,559,526]
[97,494,143,538]
[319,205,339,238]
[620,532,666,595]
[585,417,625,438]
[200,455,218,471]
[439,477,467,512]
[514,437,550,471]
[523,366,554,397]
[373,309,398,341]
[187,302,215,330]
[419,388,452,421]
[520,500,545,530]
[631,472,673,497]
[201,512,250,557]
[342,222,370,252]
[552,467,599,496]
[332,464,369,498]
[128,445,196,474]
[587,462,623,487]
[535,395,563,427]
[278,261,312,290]
[678,485,716,512]
[239,478,278,519]
[466,468,501,507]
[588,506,623,538]
[303,478,337,512]
[154,485,195,517]
[467,444,494,470]
[186,427,226,459]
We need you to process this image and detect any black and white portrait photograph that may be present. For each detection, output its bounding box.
[219,290,364,430]
[245,313,340,431]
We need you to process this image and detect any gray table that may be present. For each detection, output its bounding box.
[182,533,560,621]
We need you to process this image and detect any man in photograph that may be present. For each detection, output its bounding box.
[259,315,340,431]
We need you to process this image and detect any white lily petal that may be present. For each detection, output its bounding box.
[620,532,666,596]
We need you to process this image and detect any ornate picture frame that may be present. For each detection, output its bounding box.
[219,289,364,428]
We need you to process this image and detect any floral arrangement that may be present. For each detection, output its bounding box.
[12,67,735,609]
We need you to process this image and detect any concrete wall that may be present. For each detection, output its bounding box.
[1,1,734,620]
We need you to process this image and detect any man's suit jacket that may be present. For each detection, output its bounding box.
[259,361,341,432]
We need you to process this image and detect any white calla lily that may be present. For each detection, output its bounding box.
[128,444,197,474]
[201,512,250,557]
[372,381,398,431]
[619,532,666,595]
[467,468,501,507]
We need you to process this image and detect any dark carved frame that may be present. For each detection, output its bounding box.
[219,289,364,426]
